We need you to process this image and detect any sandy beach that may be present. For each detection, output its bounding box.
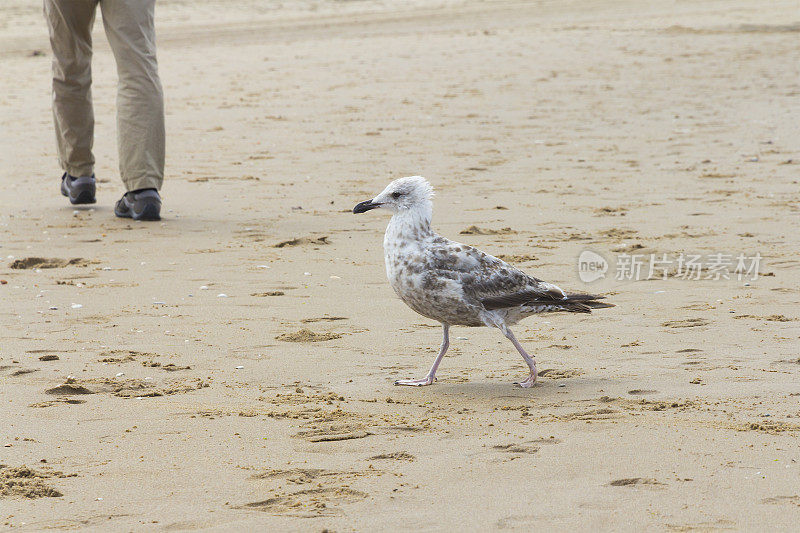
[1,0,799,530]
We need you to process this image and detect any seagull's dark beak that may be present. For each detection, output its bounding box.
[353,199,381,214]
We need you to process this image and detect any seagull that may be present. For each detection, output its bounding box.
[353,176,613,387]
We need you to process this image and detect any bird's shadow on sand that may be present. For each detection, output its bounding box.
[392,377,609,400]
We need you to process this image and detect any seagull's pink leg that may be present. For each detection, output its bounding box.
[502,327,537,388]
[395,324,450,386]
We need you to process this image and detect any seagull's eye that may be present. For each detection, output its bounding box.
[391,192,402,199]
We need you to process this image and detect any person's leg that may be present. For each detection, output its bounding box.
[100,0,164,193]
[44,0,98,179]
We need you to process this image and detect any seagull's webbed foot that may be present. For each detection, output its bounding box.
[395,376,436,387]
[514,371,537,388]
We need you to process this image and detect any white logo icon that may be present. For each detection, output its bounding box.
[577,250,608,283]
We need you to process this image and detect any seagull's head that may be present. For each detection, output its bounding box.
[353,176,434,215]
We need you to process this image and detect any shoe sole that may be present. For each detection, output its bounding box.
[115,201,161,221]
[132,203,161,221]
[61,179,96,205]
[68,190,96,205]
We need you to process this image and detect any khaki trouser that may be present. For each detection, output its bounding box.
[45,0,165,191]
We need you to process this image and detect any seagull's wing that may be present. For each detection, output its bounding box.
[425,237,566,304]
[425,237,609,313]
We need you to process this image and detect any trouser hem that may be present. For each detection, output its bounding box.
[124,176,163,192]
[64,163,94,178]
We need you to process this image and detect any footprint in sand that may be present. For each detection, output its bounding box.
[368,451,415,462]
[97,349,152,363]
[10,368,39,376]
[495,253,538,263]
[740,421,799,434]
[538,368,583,379]
[141,361,192,371]
[45,383,94,395]
[252,468,327,484]
[9,257,91,269]
[608,477,664,487]
[682,303,715,311]
[251,468,362,485]
[29,398,87,408]
[733,314,794,322]
[761,495,800,506]
[0,465,73,498]
[300,316,348,323]
[492,443,539,454]
[661,318,710,328]
[599,228,638,240]
[44,377,207,399]
[594,206,628,216]
[559,408,620,421]
[273,236,329,248]
[239,487,367,517]
[294,423,370,442]
[276,329,342,342]
[459,225,516,235]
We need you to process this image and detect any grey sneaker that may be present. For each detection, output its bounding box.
[114,189,161,221]
[60,173,96,204]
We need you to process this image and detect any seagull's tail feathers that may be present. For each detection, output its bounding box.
[562,293,615,313]
[480,291,614,313]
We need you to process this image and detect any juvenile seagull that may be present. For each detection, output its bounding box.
[353,176,613,387]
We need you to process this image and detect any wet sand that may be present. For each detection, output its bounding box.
[1,0,799,530]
